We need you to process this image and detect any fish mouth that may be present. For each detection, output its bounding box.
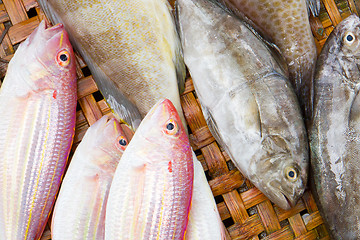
[28,20,65,44]
[280,192,295,210]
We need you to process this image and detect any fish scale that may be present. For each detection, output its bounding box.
[0,94,75,239]
[0,22,77,239]
[105,99,193,240]
[38,0,186,130]
[218,0,318,122]
[177,0,308,210]
[310,14,360,239]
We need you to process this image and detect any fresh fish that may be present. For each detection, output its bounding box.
[105,99,193,240]
[309,14,360,239]
[51,115,129,240]
[0,21,77,239]
[176,0,308,210]
[37,0,186,130]
[186,153,227,240]
[217,0,318,122]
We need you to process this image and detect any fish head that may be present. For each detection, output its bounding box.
[81,115,129,172]
[138,98,190,152]
[132,99,193,174]
[11,20,76,94]
[251,134,308,210]
[334,14,360,58]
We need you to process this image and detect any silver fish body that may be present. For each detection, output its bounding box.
[217,0,318,122]
[0,21,77,239]
[309,14,360,239]
[51,115,128,240]
[37,0,186,130]
[176,0,308,210]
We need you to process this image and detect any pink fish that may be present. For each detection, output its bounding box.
[0,21,77,239]
[51,115,128,240]
[105,99,193,240]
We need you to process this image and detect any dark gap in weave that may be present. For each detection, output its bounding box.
[258,231,267,239]
[226,160,236,171]
[214,194,224,204]
[300,209,308,216]
[300,209,310,225]
[81,66,92,77]
[204,170,211,181]
[185,68,190,78]
[27,7,38,19]
[186,124,192,135]
[222,217,234,228]
[192,90,198,99]
[280,219,290,228]
[93,90,104,102]
[13,42,19,52]
[194,149,202,156]
[237,181,249,193]
[76,102,81,112]
[246,206,257,216]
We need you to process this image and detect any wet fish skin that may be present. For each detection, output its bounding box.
[105,99,193,240]
[0,21,77,239]
[217,0,317,122]
[51,115,128,240]
[37,0,186,130]
[176,0,308,210]
[186,152,227,240]
[309,14,360,239]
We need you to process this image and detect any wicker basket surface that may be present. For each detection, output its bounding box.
[0,0,357,239]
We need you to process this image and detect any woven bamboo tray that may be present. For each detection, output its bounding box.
[0,0,357,239]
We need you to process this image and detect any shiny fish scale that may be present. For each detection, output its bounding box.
[0,91,75,239]
[309,14,360,239]
[51,116,128,240]
[105,99,193,240]
[219,0,317,121]
[0,22,77,239]
[38,0,186,130]
[177,0,308,210]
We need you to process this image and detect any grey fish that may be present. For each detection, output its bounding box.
[216,0,318,123]
[309,14,360,239]
[37,0,186,130]
[176,0,308,210]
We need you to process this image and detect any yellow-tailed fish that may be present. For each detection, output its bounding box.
[186,152,227,240]
[0,21,77,239]
[105,99,193,240]
[37,0,186,130]
[51,115,129,240]
[217,0,319,122]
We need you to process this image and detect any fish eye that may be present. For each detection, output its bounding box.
[344,32,356,46]
[164,119,179,136]
[116,136,128,151]
[285,166,298,182]
[119,138,127,146]
[56,50,70,67]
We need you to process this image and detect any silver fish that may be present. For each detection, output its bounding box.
[37,0,186,130]
[217,0,318,122]
[0,21,77,239]
[309,14,360,239]
[176,0,308,210]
